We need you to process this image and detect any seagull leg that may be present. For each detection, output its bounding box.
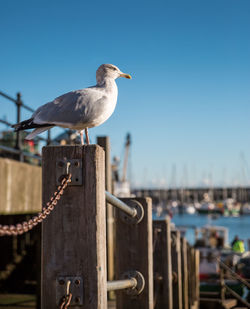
[85,128,90,145]
[79,130,84,145]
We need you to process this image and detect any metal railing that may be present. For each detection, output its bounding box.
[105,191,137,217]
[218,258,250,308]
[107,278,136,292]
[0,90,69,162]
[104,192,145,295]
[0,91,51,161]
[105,191,144,224]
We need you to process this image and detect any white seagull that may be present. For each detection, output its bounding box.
[12,64,132,144]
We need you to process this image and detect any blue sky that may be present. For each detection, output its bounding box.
[1,0,250,188]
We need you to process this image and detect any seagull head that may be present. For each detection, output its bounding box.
[96,64,132,84]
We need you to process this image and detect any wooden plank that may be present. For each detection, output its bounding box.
[115,197,153,309]
[194,249,200,306]
[171,230,183,309]
[153,217,173,309]
[187,245,194,308]
[41,145,107,309]
[0,158,41,214]
[181,238,188,309]
[97,136,115,294]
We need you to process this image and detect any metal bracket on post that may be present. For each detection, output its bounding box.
[56,276,83,306]
[56,159,82,185]
[119,200,144,224]
[121,271,145,295]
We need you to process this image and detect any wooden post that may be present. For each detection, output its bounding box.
[97,136,115,298]
[187,246,196,309]
[41,145,107,309]
[153,217,173,309]
[194,250,200,308]
[181,238,188,309]
[171,230,183,309]
[115,197,153,309]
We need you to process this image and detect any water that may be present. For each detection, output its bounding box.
[154,213,250,247]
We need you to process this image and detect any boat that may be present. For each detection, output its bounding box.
[194,225,245,297]
[242,203,250,215]
[196,193,223,215]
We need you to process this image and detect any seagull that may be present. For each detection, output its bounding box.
[12,64,132,145]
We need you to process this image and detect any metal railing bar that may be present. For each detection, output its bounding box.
[0,118,12,126]
[224,284,250,308]
[0,91,17,103]
[105,191,137,217]
[22,103,34,113]
[217,258,250,289]
[107,278,136,292]
[0,91,34,112]
[0,145,41,161]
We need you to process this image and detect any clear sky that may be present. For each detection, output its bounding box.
[1,0,250,188]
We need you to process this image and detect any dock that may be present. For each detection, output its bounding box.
[0,137,249,308]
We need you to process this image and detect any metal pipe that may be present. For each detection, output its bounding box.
[0,91,17,103]
[22,103,34,113]
[0,118,12,126]
[15,92,23,161]
[47,129,51,145]
[105,191,137,217]
[0,91,34,112]
[224,284,250,308]
[218,258,250,289]
[107,278,136,292]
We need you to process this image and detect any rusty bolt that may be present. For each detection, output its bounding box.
[75,279,80,285]
[75,297,80,303]
[58,161,64,167]
[59,279,65,285]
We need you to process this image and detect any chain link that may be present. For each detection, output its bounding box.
[59,293,72,309]
[0,174,72,236]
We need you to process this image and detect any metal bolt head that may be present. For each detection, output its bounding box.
[58,161,64,168]
[75,297,80,303]
[75,279,80,285]
[59,279,65,285]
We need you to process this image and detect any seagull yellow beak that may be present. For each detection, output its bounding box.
[120,73,132,79]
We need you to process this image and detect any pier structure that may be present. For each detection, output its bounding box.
[0,137,202,309]
[133,187,250,205]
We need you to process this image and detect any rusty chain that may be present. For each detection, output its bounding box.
[59,293,72,309]
[0,174,72,236]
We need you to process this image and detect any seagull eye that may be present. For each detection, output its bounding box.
[112,67,117,71]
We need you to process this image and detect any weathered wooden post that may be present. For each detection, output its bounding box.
[153,217,173,309]
[187,246,198,309]
[41,145,107,309]
[181,237,188,309]
[171,230,183,309]
[187,245,192,309]
[194,249,200,308]
[115,197,153,309]
[97,136,115,297]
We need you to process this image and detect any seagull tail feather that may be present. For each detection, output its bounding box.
[25,126,53,140]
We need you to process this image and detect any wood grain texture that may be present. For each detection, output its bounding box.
[187,245,195,308]
[171,230,183,309]
[97,136,115,289]
[115,197,153,309]
[181,238,188,309]
[153,218,173,309]
[194,250,200,307]
[41,145,106,309]
[0,158,41,214]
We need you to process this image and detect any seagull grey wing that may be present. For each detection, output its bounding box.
[32,89,106,128]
